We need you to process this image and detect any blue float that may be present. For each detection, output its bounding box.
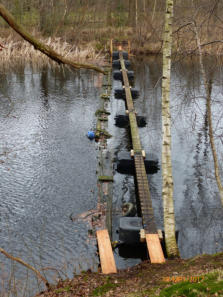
[87,131,95,140]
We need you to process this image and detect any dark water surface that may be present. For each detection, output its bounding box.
[109,56,223,267]
[133,56,223,258]
[0,65,101,292]
[1,57,223,293]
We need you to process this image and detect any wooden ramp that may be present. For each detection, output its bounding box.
[96,229,117,274]
[146,234,165,263]
[118,51,165,264]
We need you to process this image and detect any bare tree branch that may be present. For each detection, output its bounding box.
[173,22,193,34]
[201,40,223,47]
[0,4,105,74]
[0,247,50,289]
[53,0,68,37]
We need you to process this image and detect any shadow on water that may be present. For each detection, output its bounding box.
[109,55,223,268]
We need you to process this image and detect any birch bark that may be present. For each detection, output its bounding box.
[162,0,179,257]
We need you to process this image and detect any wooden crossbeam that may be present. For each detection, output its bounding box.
[96,229,117,274]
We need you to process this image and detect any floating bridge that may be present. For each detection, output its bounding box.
[96,41,165,274]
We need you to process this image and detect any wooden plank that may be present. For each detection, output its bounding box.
[146,234,165,264]
[98,150,113,236]
[96,229,117,274]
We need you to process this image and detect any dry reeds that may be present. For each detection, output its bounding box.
[0,35,105,68]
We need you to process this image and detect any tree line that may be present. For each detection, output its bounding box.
[0,0,221,36]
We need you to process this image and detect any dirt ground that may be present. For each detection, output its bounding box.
[35,253,223,297]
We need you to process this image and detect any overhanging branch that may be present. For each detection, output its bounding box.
[0,4,105,74]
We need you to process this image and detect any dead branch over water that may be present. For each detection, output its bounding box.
[0,4,105,74]
[0,36,105,69]
[0,247,50,289]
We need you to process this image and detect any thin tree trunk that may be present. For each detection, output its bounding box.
[106,0,112,26]
[143,0,146,15]
[161,0,179,258]
[193,21,223,206]
[135,0,138,28]
[53,0,68,37]
[152,0,157,22]
[0,4,104,73]
[128,0,136,27]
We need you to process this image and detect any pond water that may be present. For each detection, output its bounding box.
[109,55,223,268]
[0,56,223,294]
[134,56,223,259]
[0,64,101,293]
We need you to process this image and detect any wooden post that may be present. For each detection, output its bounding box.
[110,39,113,63]
[128,40,131,55]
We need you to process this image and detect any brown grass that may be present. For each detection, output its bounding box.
[0,35,105,68]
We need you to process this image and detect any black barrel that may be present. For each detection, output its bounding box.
[112,59,131,69]
[112,51,128,60]
[116,151,159,175]
[115,114,147,128]
[114,88,139,99]
[113,70,134,81]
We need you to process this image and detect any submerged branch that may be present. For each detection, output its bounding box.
[0,247,50,289]
[0,4,105,74]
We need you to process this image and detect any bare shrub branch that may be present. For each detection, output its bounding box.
[0,248,50,289]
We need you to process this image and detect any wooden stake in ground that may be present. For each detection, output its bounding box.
[0,4,104,74]
[193,20,223,206]
[161,0,179,258]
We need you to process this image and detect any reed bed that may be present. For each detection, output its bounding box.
[0,36,105,69]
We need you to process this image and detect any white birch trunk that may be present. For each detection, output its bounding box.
[162,0,179,257]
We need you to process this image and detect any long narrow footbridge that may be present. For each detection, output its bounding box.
[96,43,165,274]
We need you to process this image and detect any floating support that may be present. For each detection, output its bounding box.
[112,59,131,69]
[114,87,139,99]
[112,51,128,60]
[116,150,159,175]
[114,114,146,128]
[113,70,134,81]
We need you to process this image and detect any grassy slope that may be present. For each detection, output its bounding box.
[36,253,223,297]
